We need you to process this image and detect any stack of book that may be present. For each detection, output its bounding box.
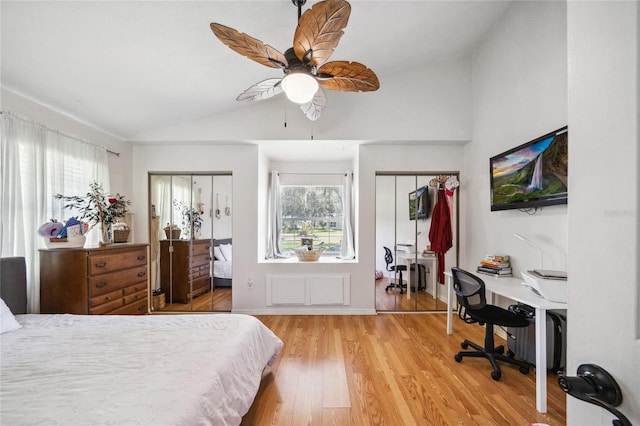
[477,255,513,277]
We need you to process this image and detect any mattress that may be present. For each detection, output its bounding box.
[213,260,233,279]
[0,313,283,426]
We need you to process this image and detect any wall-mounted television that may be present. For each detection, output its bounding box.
[490,126,568,211]
[409,186,430,220]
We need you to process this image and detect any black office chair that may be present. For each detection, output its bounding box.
[451,267,531,380]
[384,246,408,293]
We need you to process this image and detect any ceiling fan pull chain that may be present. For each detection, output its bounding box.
[283,95,288,127]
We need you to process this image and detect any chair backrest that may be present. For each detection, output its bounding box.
[383,247,394,271]
[451,267,486,311]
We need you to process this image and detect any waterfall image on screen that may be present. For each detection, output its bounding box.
[490,127,568,211]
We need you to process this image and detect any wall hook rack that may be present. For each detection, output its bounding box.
[558,363,631,426]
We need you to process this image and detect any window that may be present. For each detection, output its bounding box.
[280,185,343,255]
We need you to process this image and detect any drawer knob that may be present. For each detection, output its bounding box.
[96,281,108,288]
[95,261,107,268]
[137,272,146,277]
[137,255,146,261]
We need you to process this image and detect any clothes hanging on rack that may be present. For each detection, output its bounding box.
[429,187,453,284]
[444,175,459,218]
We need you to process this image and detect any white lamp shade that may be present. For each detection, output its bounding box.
[282,73,318,104]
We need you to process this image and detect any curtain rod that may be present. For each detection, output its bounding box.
[1,110,121,157]
[275,172,351,176]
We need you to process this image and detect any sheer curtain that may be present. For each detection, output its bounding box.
[340,171,355,259]
[265,170,287,258]
[1,112,109,313]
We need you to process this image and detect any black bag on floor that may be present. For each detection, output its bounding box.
[507,303,566,373]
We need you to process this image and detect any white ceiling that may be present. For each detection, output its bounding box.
[1,0,511,143]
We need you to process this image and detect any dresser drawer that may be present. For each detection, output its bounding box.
[190,264,210,280]
[89,265,147,297]
[111,298,148,315]
[123,288,147,305]
[90,297,125,315]
[124,282,147,295]
[191,253,212,267]
[88,247,147,275]
[90,288,123,308]
[192,241,211,256]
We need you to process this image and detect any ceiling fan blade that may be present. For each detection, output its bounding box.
[236,78,283,102]
[210,23,288,69]
[299,88,327,121]
[317,61,380,92]
[293,0,351,67]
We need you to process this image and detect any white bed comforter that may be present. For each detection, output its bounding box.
[213,260,232,279]
[0,313,283,426]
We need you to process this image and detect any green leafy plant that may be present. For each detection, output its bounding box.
[55,182,131,227]
[173,199,202,236]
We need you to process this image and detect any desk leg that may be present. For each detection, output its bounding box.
[446,274,453,335]
[404,259,411,300]
[535,307,548,413]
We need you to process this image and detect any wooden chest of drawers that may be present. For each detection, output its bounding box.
[40,244,149,315]
[160,239,213,303]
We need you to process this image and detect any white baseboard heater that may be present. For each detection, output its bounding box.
[265,274,351,306]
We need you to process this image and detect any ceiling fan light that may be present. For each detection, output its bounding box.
[282,73,318,104]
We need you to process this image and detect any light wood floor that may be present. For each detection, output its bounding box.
[376,277,448,311]
[156,287,232,312]
[242,314,566,426]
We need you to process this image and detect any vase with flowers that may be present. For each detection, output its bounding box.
[55,182,131,245]
[173,199,202,239]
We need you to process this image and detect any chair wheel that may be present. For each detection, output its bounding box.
[519,365,530,375]
[454,354,462,363]
[491,370,501,381]
[495,345,504,354]
[461,342,469,349]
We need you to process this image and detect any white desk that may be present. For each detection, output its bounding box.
[444,271,567,413]
[396,253,437,300]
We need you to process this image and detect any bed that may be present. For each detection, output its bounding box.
[0,256,283,426]
[213,238,232,288]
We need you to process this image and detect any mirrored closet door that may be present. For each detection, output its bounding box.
[149,173,232,312]
[375,173,459,312]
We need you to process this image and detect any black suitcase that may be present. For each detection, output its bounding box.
[507,304,566,373]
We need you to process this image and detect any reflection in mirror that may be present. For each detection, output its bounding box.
[149,173,232,313]
[375,173,458,312]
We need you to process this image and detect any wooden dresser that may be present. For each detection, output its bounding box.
[160,239,213,303]
[39,243,149,315]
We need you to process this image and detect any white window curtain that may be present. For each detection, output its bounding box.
[1,112,109,313]
[265,170,287,258]
[340,171,355,259]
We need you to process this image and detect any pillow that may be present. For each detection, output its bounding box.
[1,298,22,334]
[213,246,225,261]
[219,244,232,262]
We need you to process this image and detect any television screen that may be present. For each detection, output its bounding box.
[409,186,430,220]
[490,126,568,211]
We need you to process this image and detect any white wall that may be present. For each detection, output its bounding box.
[567,2,639,424]
[130,56,472,143]
[1,88,133,199]
[464,1,568,280]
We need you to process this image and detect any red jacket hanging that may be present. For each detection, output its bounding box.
[429,188,453,284]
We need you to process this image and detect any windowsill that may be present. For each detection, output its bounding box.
[261,256,358,264]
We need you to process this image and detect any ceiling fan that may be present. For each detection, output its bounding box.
[210,0,380,121]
